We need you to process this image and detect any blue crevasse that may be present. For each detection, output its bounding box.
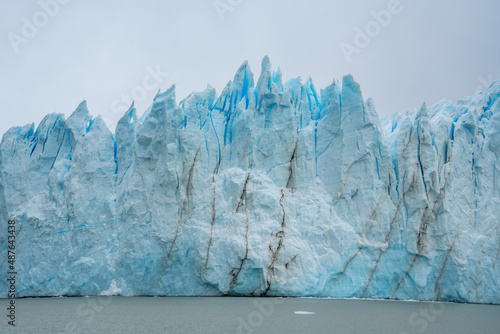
[1,57,499,303]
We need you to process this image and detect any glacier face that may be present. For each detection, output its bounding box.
[1,57,499,303]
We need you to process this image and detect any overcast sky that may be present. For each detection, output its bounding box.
[1,0,499,137]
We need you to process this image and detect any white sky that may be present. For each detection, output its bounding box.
[1,0,499,137]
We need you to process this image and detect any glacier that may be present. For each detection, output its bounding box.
[1,57,499,304]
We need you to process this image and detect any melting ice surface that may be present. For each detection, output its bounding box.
[1,57,499,303]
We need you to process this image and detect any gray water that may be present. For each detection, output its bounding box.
[1,296,499,333]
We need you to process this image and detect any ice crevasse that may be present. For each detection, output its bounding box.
[1,57,499,304]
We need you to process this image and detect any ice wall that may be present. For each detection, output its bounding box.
[1,57,499,303]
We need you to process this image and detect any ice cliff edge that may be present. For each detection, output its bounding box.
[1,57,499,303]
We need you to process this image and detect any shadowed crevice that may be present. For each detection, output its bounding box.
[236,172,251,213]
[204,156,223,270]
[361,250,383,298]
[391,254,418,299]
[286,140,298,189]
[229,215,250,291]
[285,254,299,270]
[205,185,217,269]
[263,189,286,295]
[435,235,457,301]
[329,246,363,288]
[162,149,200,274]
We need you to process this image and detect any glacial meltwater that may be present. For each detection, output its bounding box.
[1,297,499,333]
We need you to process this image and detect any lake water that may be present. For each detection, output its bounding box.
[1,296,499,333]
